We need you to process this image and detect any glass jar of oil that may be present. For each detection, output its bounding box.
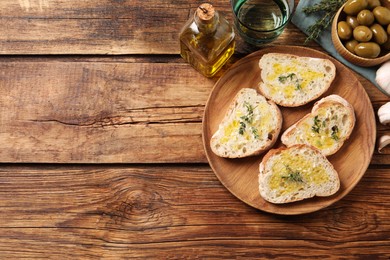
[179,3,235,78]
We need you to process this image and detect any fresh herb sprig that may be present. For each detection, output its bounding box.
[282,165,304,183]
[331,125,339,141]
[278,73,296,83]
[240,102,255,124]
[311,115,322,133]
[239,122,246,135]
[238,102,259,139]
[303,0,346,44]
[278,73,302,90]
[251,127,259,139]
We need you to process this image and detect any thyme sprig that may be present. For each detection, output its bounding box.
[312,115,322,133]
[251,127,259,139]
[282,165,304,183]
[278,73,302,90]
[278,73,296,84]
[239,122,246,135]
[238,102,260,139]
[303,0,345,13]
[331,125,339,141]
[303,0,346,44]
[240,102,255,124]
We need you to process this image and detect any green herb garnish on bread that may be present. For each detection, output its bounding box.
[258,53,336,107]
[210,88,282,158]
[281,95,355,156]
[259,144,340,204]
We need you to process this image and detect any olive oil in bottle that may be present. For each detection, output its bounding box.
[179,3,235,77]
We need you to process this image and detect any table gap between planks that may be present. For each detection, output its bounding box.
[0,0,389,258]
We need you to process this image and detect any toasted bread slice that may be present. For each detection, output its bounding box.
[258,53,336,107]
[259,144,340,204]
[210,88,282,158]
[281,95,355,156]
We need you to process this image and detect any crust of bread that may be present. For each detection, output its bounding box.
[258,53,336,107]
[259,144,340,204]
[281,95,355,156]
[210,88,282,158]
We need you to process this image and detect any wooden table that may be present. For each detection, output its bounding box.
[1,0,389,258]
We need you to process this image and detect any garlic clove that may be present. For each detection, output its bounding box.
[378,135,390,154]
[378,102,390,125]
[376,60,390,96]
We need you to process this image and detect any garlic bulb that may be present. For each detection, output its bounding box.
[376,61,390,96]
[378,135,390,154]
[378,102,390,125]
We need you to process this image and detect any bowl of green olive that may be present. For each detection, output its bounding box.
[331,0,390,67]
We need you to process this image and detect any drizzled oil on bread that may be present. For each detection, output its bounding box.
[281,95,355,156]
[210,88,282,158]
[258,53,336,107]
[259,144,340,204]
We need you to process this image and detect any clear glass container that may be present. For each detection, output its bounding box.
[179,3,235,77]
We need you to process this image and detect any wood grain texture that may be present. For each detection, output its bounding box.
[0,0,308,55]
[0,61,212,163]
[0,59,389,164]
[0,165,389,258]
[0,0,389,258]
[0,0,188,54]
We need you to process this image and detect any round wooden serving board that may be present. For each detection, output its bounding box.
[202,46,376,215]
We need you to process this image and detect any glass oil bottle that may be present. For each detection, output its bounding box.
[179,3,235,78]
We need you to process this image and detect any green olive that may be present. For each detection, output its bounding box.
[354,42,381,58]
[346,15,360,29]
[345,39,359,54]
[353,25,373,41]
[343,0,368,15]
[373,6,390,25]
[370,23,388,44]
[338,21,353,40]
[367,0,380,9]
[357,9,375,26]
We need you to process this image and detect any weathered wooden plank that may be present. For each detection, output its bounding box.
[0,61,212,163]
[0,0,189,54]
[0,60,389,163]
[0,165,389,258]
[0,232,388,259]
[1,165,388,227]
[0,0,309,54]
[0,0,194,18]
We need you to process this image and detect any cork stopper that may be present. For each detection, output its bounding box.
[196,3,215,23]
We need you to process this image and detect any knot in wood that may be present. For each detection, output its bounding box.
[108,189,168,227]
